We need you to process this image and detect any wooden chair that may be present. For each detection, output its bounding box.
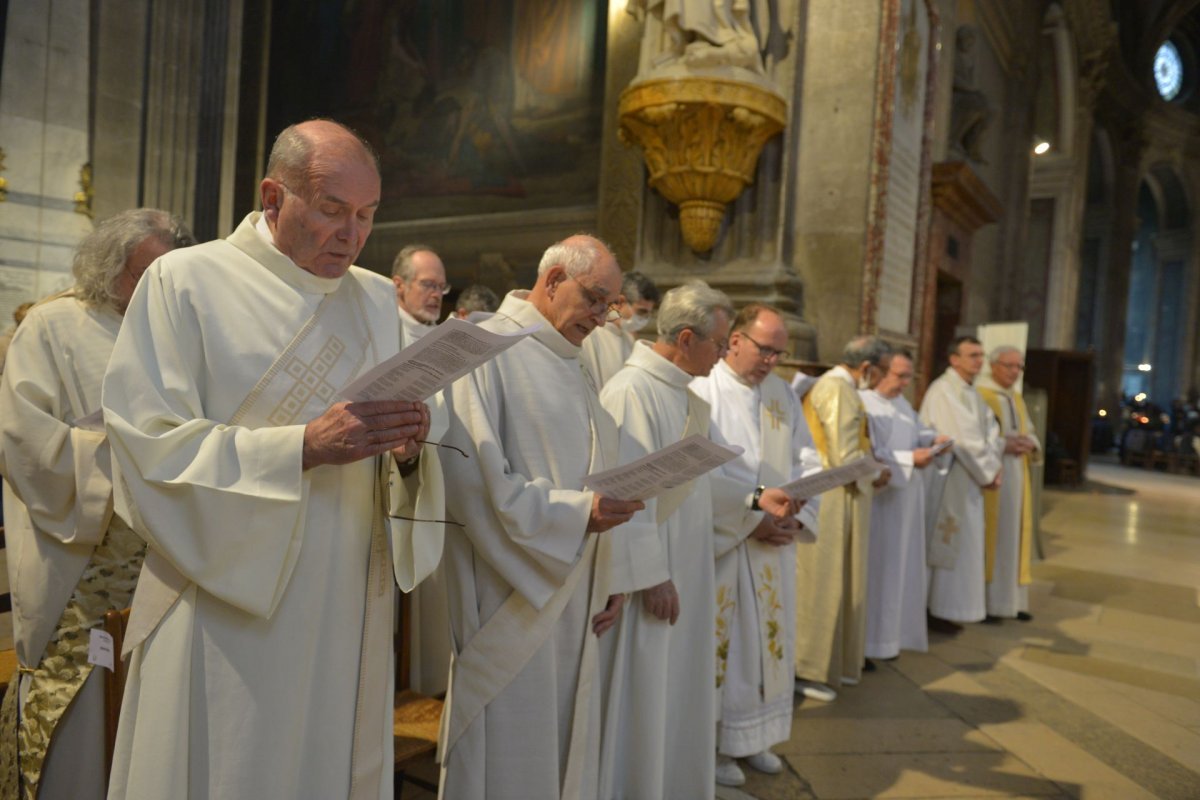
[102,607,131,782]
[394,590,442,796]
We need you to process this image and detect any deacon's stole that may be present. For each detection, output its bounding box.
[977,387,1036,585]
[118,269,396,800]
[714,377,795,702]
[439,360,618,800]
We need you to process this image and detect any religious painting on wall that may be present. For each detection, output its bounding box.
[266,0,608,221]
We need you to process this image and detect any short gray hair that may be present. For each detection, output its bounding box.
[842,335,892,368]
[988,344,1023,363]
[537,235,613,278]
[73,209,196,310]
[656,280,733,342]
[457,284,499,314]
[392,244,437,281]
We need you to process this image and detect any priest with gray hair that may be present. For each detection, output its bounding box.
[794,335,892,699]
[439,234,644,799]
[596,283,798,798]
[0,208,194,800]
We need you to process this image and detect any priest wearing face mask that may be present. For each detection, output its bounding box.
[580,270,660,388]
[794,336,892,700]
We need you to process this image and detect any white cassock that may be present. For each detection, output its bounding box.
[579,320,634,389]
[691,360,821,758]
[976,378,1042,618]
[0,294,129,800]
[860,390,939,658]
[439,293,653,800]
[919,368,1001,624]
[102,213,446,800]
[402,315,453,697]
[597,342,745,799]
[399,304,434,343]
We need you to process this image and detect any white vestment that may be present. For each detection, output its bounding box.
[579,320,634,389]
[860,390,937,658]
[102,213,446,800]
[439,294,651,800]
[977,378,1041,617]
[0,294,123,800]
[919,368,1001,624]
[691,361,820,758]
[597,342,736,799]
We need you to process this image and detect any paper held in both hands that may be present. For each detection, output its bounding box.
[582,434,743,501]
[779,455,888,500]
[339,316,541,402]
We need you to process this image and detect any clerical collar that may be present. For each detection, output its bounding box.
[629,340,692,387]
[975,374,1013,395]
[944,366,976,390]
[493,290,579,358]
[233,212,345,295]
[828,364,857,387]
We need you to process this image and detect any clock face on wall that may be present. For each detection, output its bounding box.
[1154,41,1183,101]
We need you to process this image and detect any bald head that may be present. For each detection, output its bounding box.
[529,234,622,346]
[266,120,380,198]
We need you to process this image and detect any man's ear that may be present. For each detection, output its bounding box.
[261,179,284,218]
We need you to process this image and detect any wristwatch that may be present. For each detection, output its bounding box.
[751,485,765,511]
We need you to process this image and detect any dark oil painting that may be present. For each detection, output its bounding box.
[267,0,608,222]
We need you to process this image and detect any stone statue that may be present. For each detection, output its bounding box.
[630,0,791,77]
[949,26,992,164]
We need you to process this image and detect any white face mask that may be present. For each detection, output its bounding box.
[624,313,651,333]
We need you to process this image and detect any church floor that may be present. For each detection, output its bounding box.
[401,461,1200,799]
[724,461,1200,800]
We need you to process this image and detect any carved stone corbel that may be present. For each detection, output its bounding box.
[618,75,786,253]
[73,162,94,218]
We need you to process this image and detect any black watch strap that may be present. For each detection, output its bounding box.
[751,485,765,511]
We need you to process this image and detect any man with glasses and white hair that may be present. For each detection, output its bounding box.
[597,287,798,797]
[795,335,892,699]
[976,345,1040,623]
[392,243,449,341]
[690,304,821,787]
[581,270,660,388]
[439,234,644,799]
[0,208,194,800]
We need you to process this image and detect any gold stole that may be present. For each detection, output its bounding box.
[750,377,795,701]
[978,388,1034,585]
[802,384,871,466]
[6,516,144,799]
[119,278,387,796]
[439,364,617,800]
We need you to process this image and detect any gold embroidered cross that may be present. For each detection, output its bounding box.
[764,399,785,431]
[938,515,960,544]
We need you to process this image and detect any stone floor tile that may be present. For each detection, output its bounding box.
[782,717,999,755]
[785,752,1064,798]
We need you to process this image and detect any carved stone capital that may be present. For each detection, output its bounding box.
[618,75,786,253]
[931,161,1002,232]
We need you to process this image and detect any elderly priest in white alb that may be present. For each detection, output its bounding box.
[691,304,821,788]
[0,209,193,800]
[438,236,643,800]
[102,121,447,800]
[920,336,1003,630]
[860,349,948,659]
[976,346,1042,622]
[598,284,792,798]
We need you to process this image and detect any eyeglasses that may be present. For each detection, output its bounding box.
[742,333,786,362]
[417,280,452,296]
[995,361,1024,371]
[576,280,622,322]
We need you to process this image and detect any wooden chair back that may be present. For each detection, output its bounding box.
[102,607,131,782]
